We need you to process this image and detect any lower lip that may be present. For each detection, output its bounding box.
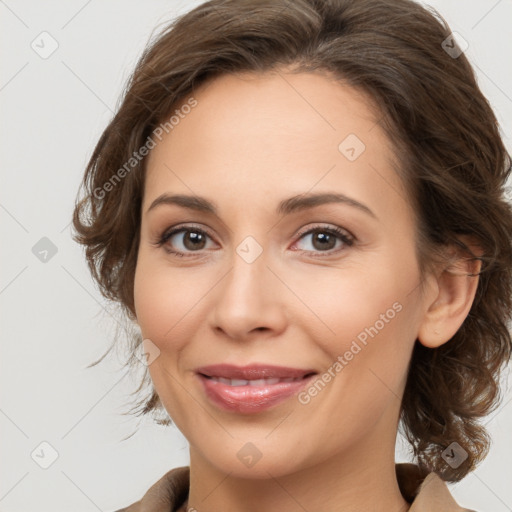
[197,374,316,414]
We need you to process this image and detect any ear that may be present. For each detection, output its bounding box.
[417,236,483,348]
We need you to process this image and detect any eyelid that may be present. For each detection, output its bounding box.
[295,223,354,241]
[155,223,218,247]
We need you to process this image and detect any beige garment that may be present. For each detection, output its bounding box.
[114,463,477,512]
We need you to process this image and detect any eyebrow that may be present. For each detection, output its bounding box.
[146,192,377,219]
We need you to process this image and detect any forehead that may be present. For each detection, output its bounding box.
[150,70,381,158]
[143,70,410,224]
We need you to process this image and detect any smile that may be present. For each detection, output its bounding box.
[204,376,305,386]
[195,364,317,413]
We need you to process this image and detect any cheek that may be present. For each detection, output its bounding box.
[296,278,415,444]
[295,264,409,346]
[293,250,420,398]
[133,254,205,343]
[133,257,199,422]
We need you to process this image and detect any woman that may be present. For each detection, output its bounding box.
[72,0,512,510]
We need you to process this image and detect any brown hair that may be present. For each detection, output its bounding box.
[72,0,512,482]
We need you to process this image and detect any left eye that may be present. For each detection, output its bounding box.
[292,227,354,254]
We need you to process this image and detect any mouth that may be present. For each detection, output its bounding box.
[195,364,318,413]
[202,375,311,386]
[195,363,317,381]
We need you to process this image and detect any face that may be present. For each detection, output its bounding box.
[134,70,432,478]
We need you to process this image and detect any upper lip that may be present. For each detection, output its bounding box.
[196,364,317,380]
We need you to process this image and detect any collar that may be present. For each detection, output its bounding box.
[117,463,475,512]
[397,463,475,511]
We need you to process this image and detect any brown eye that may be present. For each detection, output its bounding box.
[158,226,215,256]
[310,231,337,251]
[294,225,354,255]
[179,230,208,250]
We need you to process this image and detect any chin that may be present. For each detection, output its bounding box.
[195,439,314,480]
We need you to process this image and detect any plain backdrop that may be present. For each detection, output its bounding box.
[1,1,511,511]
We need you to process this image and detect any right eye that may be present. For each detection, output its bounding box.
[154,225,217,257]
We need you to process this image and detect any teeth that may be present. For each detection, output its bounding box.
[249,379,266,386]
[249,378,280,386]
[230,379,249,386]
[209,376,300,386]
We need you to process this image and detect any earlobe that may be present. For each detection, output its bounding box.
[417,238,483,349]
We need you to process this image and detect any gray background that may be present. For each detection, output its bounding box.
[1,1,511,511]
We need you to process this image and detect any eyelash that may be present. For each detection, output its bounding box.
[153,223,355,259]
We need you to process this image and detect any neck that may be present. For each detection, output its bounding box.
[183,418,411,512]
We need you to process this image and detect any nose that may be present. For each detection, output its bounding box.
[208,243,287,341]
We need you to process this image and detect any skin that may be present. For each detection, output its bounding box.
[133,69,480,512]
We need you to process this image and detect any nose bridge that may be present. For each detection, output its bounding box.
[210,233,284,338]
[223,237,270,309]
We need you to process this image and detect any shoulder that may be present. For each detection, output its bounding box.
[414,472,479,511]
[112,466,190,512]
[396,463,479,512]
